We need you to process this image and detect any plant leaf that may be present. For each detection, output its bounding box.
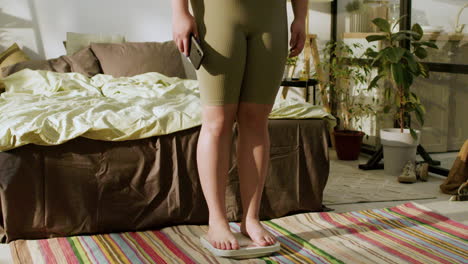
[391,63,405,86]
[419,41,438,49]
[410,128,418,140]
[414,47,428,59]
[391,15,408,31]
[418,62,429,78]
[399,30,422,38]
[366,34,387,42]
[372,18,391,33]
[385,47,406,63]
[395,94,401,107]
[368,74,383,90]
[411,24,424,41]
[415,105,425,126]
[392,32,412,42]
[404,51,419,73]
[365,48,378,58]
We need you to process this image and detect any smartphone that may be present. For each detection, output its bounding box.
[187,34,204,70]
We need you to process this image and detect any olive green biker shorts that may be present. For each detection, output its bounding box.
[189,0,289,106]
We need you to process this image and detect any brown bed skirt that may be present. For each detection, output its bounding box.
[0,118,330,243]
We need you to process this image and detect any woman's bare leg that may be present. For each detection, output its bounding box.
[236,102,277,247]
[197,103,240,250]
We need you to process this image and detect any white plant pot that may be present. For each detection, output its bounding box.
[380,128,421,176]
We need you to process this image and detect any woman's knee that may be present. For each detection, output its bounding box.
[236,102,272,131]
[201,105,237,137]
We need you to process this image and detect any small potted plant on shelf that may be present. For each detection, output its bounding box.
[365,17,438,175]
[317,41,376,160]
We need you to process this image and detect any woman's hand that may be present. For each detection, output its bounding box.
[289,18,306,57]
[172,11,199,57]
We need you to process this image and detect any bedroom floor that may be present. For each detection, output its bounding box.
[1,149,466,264]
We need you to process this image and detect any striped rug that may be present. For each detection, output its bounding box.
[10,202,468,264]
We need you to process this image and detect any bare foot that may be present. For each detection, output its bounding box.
[206,222,240,250]
[240,218,277,247]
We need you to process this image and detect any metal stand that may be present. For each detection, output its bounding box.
[281,78,318,104]
[359,144,449,176]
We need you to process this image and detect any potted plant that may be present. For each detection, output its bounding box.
[317,41,376,160]
[365,17,438,175]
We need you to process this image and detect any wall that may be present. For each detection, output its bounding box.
[0,0,332,60]
[0,0,173,59]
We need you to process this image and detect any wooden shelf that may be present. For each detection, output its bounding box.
[343,32,468,41]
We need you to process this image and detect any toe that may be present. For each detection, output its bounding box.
[221,242,227,250]
[271,237,277,244]
[230,240,239,250]
[258,238,268,246]
[225,241,232,250]
[269,237,276,245]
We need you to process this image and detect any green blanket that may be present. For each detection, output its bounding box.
[0,69,335,151]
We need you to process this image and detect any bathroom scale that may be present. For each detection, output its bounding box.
[200,231,281,259]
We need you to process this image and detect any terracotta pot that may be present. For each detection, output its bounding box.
[333,130,365,160]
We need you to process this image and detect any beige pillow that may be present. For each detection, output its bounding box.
[63,46,102,77]
[66,32,126,55]
[0,43,30,77]
[90,41,187,78]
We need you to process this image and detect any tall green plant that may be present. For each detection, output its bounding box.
[364,17,438,139]
[316,41,376,132]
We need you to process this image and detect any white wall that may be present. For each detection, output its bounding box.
[0,0,332,60]
[0,0,173,59]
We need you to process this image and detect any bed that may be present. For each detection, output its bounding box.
[0,41,335,243]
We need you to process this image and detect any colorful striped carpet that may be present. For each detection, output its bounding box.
[10,202,468,264]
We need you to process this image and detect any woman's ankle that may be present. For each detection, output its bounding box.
[208,215,230,227]
[241,215,260,223]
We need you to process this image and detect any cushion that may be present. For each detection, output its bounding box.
[2,46,102,78]
[0,43,30,77]
[90,41,187,78]
[66,32,126,55]
[63,46,102,77]
[1,56,70,77]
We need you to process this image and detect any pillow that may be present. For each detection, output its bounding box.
[0,43,30,77]
[2,46,102,78]
[63,46,102,77]
[66,32,126,55]
[90,41,187,78]
[1,56,70,77]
